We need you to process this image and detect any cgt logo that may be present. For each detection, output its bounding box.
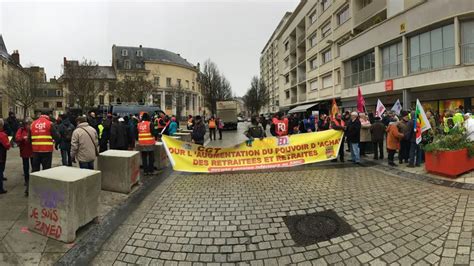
[34,122,46,130]
[138,124,147,131]
[277,136,289,146]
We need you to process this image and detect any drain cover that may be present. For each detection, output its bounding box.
[283,209,354,246]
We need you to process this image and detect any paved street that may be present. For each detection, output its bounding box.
[93,125,474,265]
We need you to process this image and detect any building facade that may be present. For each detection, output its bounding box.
[261,0,474,115]
[112,45,203,118]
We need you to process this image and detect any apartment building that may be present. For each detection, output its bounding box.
[341,0,474,114]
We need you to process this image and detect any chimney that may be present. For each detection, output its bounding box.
[63,57,67,66]
[139,44,142,48]
[11,50,20,65]
[177,53,180,57]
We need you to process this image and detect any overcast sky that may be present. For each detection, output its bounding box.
[0,0,298,96]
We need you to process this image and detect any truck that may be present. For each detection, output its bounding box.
[216,101,238,130]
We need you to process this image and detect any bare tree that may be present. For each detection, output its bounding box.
[3,69,37,118]
[62,59,100,112]
[201,59,233,115]
[114,76,153,104]
[243,76,269,115]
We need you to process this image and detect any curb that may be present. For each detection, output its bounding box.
[55,166,174,266]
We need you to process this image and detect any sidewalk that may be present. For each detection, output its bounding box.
[0,148,143,265]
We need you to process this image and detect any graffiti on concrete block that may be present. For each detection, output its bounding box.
[30,207,62,239]
[33,187,65,209]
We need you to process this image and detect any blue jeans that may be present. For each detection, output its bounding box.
[61,148,72,166]
[79,161,94,170]
[409,143,422,166]
[351,143,360,163]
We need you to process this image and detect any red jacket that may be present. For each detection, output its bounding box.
[0,129,11,163]
[15,127,33,158]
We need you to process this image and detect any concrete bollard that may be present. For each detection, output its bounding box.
[28,166,101,243]
[98,150,140,194]
[173,132,192,142]
[154,142,170,170]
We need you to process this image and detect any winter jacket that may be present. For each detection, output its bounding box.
[406,120,416,143]
[110,122,129,150]
[15,127,32,158]
[71,122,98,163]
[192,122,206,144]
[57,119,75,150]
[168,121,178,136]
[360,119,372,142]
[346,118,361,143]
[386,123,404,150]
[370,121,385,142]
[0,129,11,163]
[397,120,410,141]
[6,116,19,137]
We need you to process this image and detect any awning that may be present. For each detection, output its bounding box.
[288,103,319,114]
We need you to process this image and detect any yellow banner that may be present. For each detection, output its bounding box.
[161,130,344,173]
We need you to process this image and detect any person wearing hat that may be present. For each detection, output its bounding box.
[168,116,178,136]
[370,116,385,160]
[191,115,206,145]
[110,116,129,150]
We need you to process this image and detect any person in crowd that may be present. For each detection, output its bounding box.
[99,113,112,152]
[382,111,391,127]
[426,111,437,135]
[154,113,166,138]
[343,111,351,152]
[308,114,316,132]
[57,114,75,166]
[217,117,224,140]
[0,119,10,194]
[370,116,385,160]
[187,115,194,130]
[110,117,129,150]
[191,115,206,145]
[259,114,267,131]
[443,111,455,134]
[87,111,99,134]
[346,112,361,164]
[208,116,217,141]
[464,113,474,141]
[407,112,422,167]
[168,116,178,136]
[359,113,371,157]
[15,118,32,196]
[245,115,266,147]
[160,116,171,136]
[288,113,299,135]
[318,114,330,131]
[386,118,404,167]
[330,113,346,163]
[6,111,19,142]
[303,115,313,132]
[128,115,138,149]
[31,113,58,172]
[368,112,375,124]
[137,113,156,175]
[398,111,411,164]
[71,116,99,170]
[270,112,289,137]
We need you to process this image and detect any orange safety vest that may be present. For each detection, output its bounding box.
[330,118,345,129]
[31,115,54,152]
[209,119,216,129]
[273,117,289,136]
[138,121,155,146]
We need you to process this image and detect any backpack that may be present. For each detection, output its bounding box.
[248,126,264,139]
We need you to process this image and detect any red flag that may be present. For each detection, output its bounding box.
[357,87,366,113]
[331,98,339,118]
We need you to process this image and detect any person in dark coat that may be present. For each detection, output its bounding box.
[110,117,129,150]
[398,111,411,164]
[0,119,11,194]
[346,112,361,164]
[370,116,386,160]
[100,114,113,152]
[407,112,422,167]
[191,116,206,145]
[56,115,75,166]
[259,114,267,131]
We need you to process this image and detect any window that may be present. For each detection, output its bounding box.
[154,76,160,86]
[284,41,289,51]
[310,34,317,47]
[285,90,290,99]
[337,6,350,25]
[285,75,290,84]
[192,82,195,90]
[322,74,333,88]
[153,93,162,106]
[382,42,403,79]
[186,80,190,88]
[309,57,318,70]
[99,95,104,105]
[136,50,143,57]
[344,51,375,88]
[361,0,372,8]
[56,102,63,108]
[310,79,318,91]
[109,95,114,104]
[461,20,474,63]
[43,102,49,108]
[309,10,317,24]
[56,90,61,96]
[336,69,341,84]
[177,79,182,87]
[409,24,454,73]
[322,48,332,64]
[124,60,131,69]
[43,90,47,96]
[165,93,173,109]
[284,57,289,68]
[321,21,331,38]
[166,77,172,87]
[121,49,128,56]
[322,0,331,11]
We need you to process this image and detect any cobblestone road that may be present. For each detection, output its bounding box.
[93,162,474,265]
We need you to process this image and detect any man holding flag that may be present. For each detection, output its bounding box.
[407,99,432,167]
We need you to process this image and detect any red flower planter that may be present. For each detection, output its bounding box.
[425,148,474,178]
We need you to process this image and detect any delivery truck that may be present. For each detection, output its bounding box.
[216,101,238,130]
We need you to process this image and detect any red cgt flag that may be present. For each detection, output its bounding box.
[357,87,366,113]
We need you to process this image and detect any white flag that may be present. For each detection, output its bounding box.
[391,99,402,115]
[375,99,386,118]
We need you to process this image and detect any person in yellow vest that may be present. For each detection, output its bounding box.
[137,113,156,175]
[31,113,58,172]
[208,116,217,141]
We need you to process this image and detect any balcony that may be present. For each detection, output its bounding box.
[291,78,297,87]
[408,48,455,74]
[344,68,375,89]
[462,43,474,64]
[298,74,306,83]
[353,0,387,29]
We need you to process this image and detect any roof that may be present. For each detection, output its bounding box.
[288,102,319,114]
[97,66,116,79]
[113,45,195,70]
[0,35,9,60]
[261,12,293,54]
